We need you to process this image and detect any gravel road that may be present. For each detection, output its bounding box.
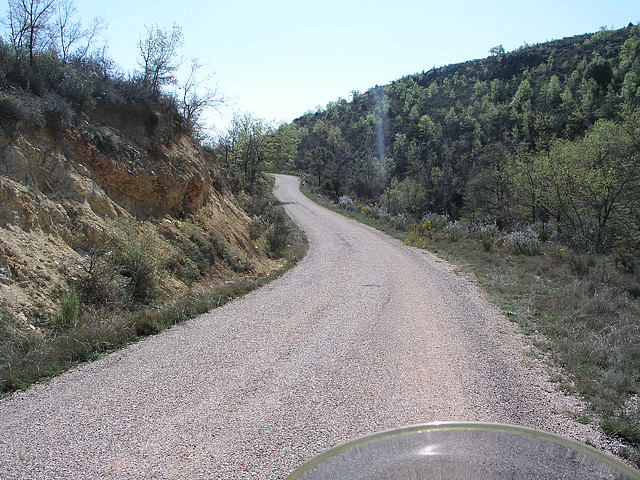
[0,174,611,479]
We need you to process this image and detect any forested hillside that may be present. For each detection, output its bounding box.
[289,24,640,259]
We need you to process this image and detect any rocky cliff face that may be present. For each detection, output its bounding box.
[0,99,268,323]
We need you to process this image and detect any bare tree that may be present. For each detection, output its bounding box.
[138,23,183,95]
[179,58,224,135]
[51,0,105,63]
[7,0,56,65]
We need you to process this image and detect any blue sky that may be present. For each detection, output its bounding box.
[2,0,640,132]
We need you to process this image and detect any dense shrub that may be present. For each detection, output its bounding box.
[265,205,294,259]
[74,251,124,307]
[0,93,46,129]
[110,228,159,304]
[57,67,96,110]
[584,59,614,89]
[42,93,74,130]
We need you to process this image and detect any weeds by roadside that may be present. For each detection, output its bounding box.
[1,277,274,392]
[302,178,640,464]
[0,177,307,396]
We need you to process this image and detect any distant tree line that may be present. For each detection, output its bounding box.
[289,24,640,260]
[208,113,302,192]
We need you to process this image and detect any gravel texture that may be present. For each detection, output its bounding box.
[0,174,617,479]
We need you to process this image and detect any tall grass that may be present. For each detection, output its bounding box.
[54,288,81,328]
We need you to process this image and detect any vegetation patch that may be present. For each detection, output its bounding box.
[0,0,309,395]
[302,179,640,463]
[602,415,640,446]
[0,178,307,396]
[286,23,640,463]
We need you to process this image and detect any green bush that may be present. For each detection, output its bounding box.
[110,228,159,304]
[265,206,293,259]
[475,223,499,252]
[602,416,640,445]
[55,288,81,328]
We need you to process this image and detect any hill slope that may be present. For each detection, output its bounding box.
[1,96,268,319]
[289,23,640,254]
[284,23,640,460]
[0,48,301,392]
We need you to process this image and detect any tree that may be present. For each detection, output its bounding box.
[309,147,331,187]
[622,72,639,104]
[464,144,513,227]
[518,119,640,252]
[7,0,55,66]
[489,45,505,56]
[289,24,640,242]
[584,59,613,89]
[509,151,547,224]
[384,177,428,216]
[542,75,562,109]
[178,58,224,136]
[219,113,270,190]
[264,123,302,173]
[51,0,104,63]
[138,23,183,95]
[511,78,533,109]
[619,35,640,74]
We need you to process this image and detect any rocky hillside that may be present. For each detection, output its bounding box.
[0,92,275,328]
[0,12,306,393]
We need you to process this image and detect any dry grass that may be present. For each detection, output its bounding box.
[425,236,640,449]
[304,183,640,461]
[0,194,307,396]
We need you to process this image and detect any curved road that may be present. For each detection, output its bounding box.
[0,174,603,479]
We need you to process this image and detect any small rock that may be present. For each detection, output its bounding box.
[0,266,12,284]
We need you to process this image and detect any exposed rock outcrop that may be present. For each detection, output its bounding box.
[0,101,267,322]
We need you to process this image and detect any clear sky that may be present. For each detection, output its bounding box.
[2,0,640,133]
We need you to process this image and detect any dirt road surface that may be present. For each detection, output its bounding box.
[0,174,607,479]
